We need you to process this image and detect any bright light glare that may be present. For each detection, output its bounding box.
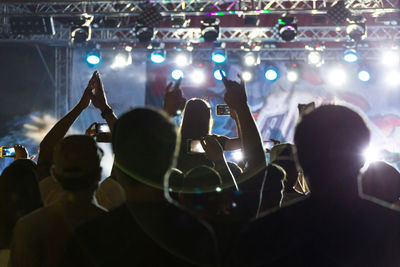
[242,71,252,82]
[211,52,226,64]
[244,53,256,66]
[385,71,400,87]
[308,51,322,66]
[343,50,358,63]
[232,150,243,161]
[86,54,100,65]
[328,68,347,87]
[191,69,205,84]
[381,50,400,67]
[287,70,299,82]
[175,53,189,67]
[363,145,382,165]
[171,69,184,80]
[111,53,132,69]
[358,70,371,82]
[150,51,165,64]
[213,69,226,80]
[265,68,278,81]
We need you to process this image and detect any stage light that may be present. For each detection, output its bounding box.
[265,68,279,81]
[135,24,154,43]
[328,67,347,87]
[211,50,226,64]
[244,53,257,66]
[381,50,400,67]
[86,51,101,66]
[232,150,243,161]
[213,69,226,81]
[346,16,366,42]
[287,70,299,82]
[150,50,166,64]
[363,145,382,165]
[385,70,400,87]
[308,51,323,67]
[191,69,205,84]
[111,52,132,69]
[175,52,190,67]
[171,69,184,80]
[201,17,220,43]
[242,71,253,82]
[343,49,358,63]
[71,14,93,44]
[358,70,371,82]
[277,16,298,42]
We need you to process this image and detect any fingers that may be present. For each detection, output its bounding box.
[165,82,173,93]
[174,78,182,91]
[237,73,244,86]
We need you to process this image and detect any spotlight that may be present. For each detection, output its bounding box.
[211,50,226,64]
[244,52,257,66]
[307,51,323,67]
[385,70,400,87]
[242,71,253,82]
[381,50,400,67]
[232,150,243,161]
[135,24,154,43]
[171,14,190,28]
[150,50,166,64]
[111,52,132,69]
[346,16,366,42]
[175,52,191,67]
[201,17,220,43]
[363,145,382,165]
[191,69,205,84]
[287,70,299,82]
[265,68,279,81]
[328,67,347,87]
[71,14,93,44]
[343,49,359,63]
[86,51,101,66]
[171,69,184,80]
[9,16,55,35]
[213,69,226,81]
[277,16,298,42]
[358,70,371,82]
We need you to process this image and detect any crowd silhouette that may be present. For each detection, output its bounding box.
[0,70,399,267]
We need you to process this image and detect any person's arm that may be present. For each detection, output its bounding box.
[201,135,238,190]
[222,74,266,173]
[90,71,117,131]
[36,74,95,180]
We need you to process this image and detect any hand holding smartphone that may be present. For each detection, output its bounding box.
[0,146,16,158]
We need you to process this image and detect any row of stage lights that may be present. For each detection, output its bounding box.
[85,47,400,86]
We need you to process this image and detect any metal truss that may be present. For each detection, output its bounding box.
[0,25,398,44]
[54,46,72,118]
[0,0,399,17]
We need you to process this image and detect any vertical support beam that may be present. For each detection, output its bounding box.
[54,46,72,118]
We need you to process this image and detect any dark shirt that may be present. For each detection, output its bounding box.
[61,203,219,267]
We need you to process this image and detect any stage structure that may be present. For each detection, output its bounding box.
[0,0,399,115]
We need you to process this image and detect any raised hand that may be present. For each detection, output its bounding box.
[200,135,224,163]
[222,73,248,110]
[163,78,186,116]
[14,145,29,160]
[90,71,110,111]
[77,73,96,110]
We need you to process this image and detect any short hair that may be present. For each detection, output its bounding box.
[361,161,400,203]
[294,105,370,184]
[53,135,103,192]
[112,107,178,188]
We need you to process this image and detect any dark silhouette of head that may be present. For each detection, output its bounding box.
[112,107,178,189]
[52,135,103,192]
[180,98,212,140]
[361,161,400,204]
[270,144,298,189]
[0,159,42,247]
[294,105,370,197]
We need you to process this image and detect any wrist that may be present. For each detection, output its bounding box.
[101,106,114,119]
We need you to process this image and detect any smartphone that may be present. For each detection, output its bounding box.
[0,146,16,158]
[187,140,205,154]
[216,104,231,116]
[264,140,276,151]
[95,123,110,134]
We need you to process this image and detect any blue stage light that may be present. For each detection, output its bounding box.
[150,50,166,64]
[171,69,184,80]
[358,70,371,82]
[265,68,279,81]
[86,52,101,66]
[213,69,226,80]
[343,49,358,63]
[211,51,226,64]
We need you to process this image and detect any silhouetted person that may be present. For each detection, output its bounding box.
[0,159,42,266]
[361,160,400,208]
[10,135,106,267]
[232,105,400,266]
